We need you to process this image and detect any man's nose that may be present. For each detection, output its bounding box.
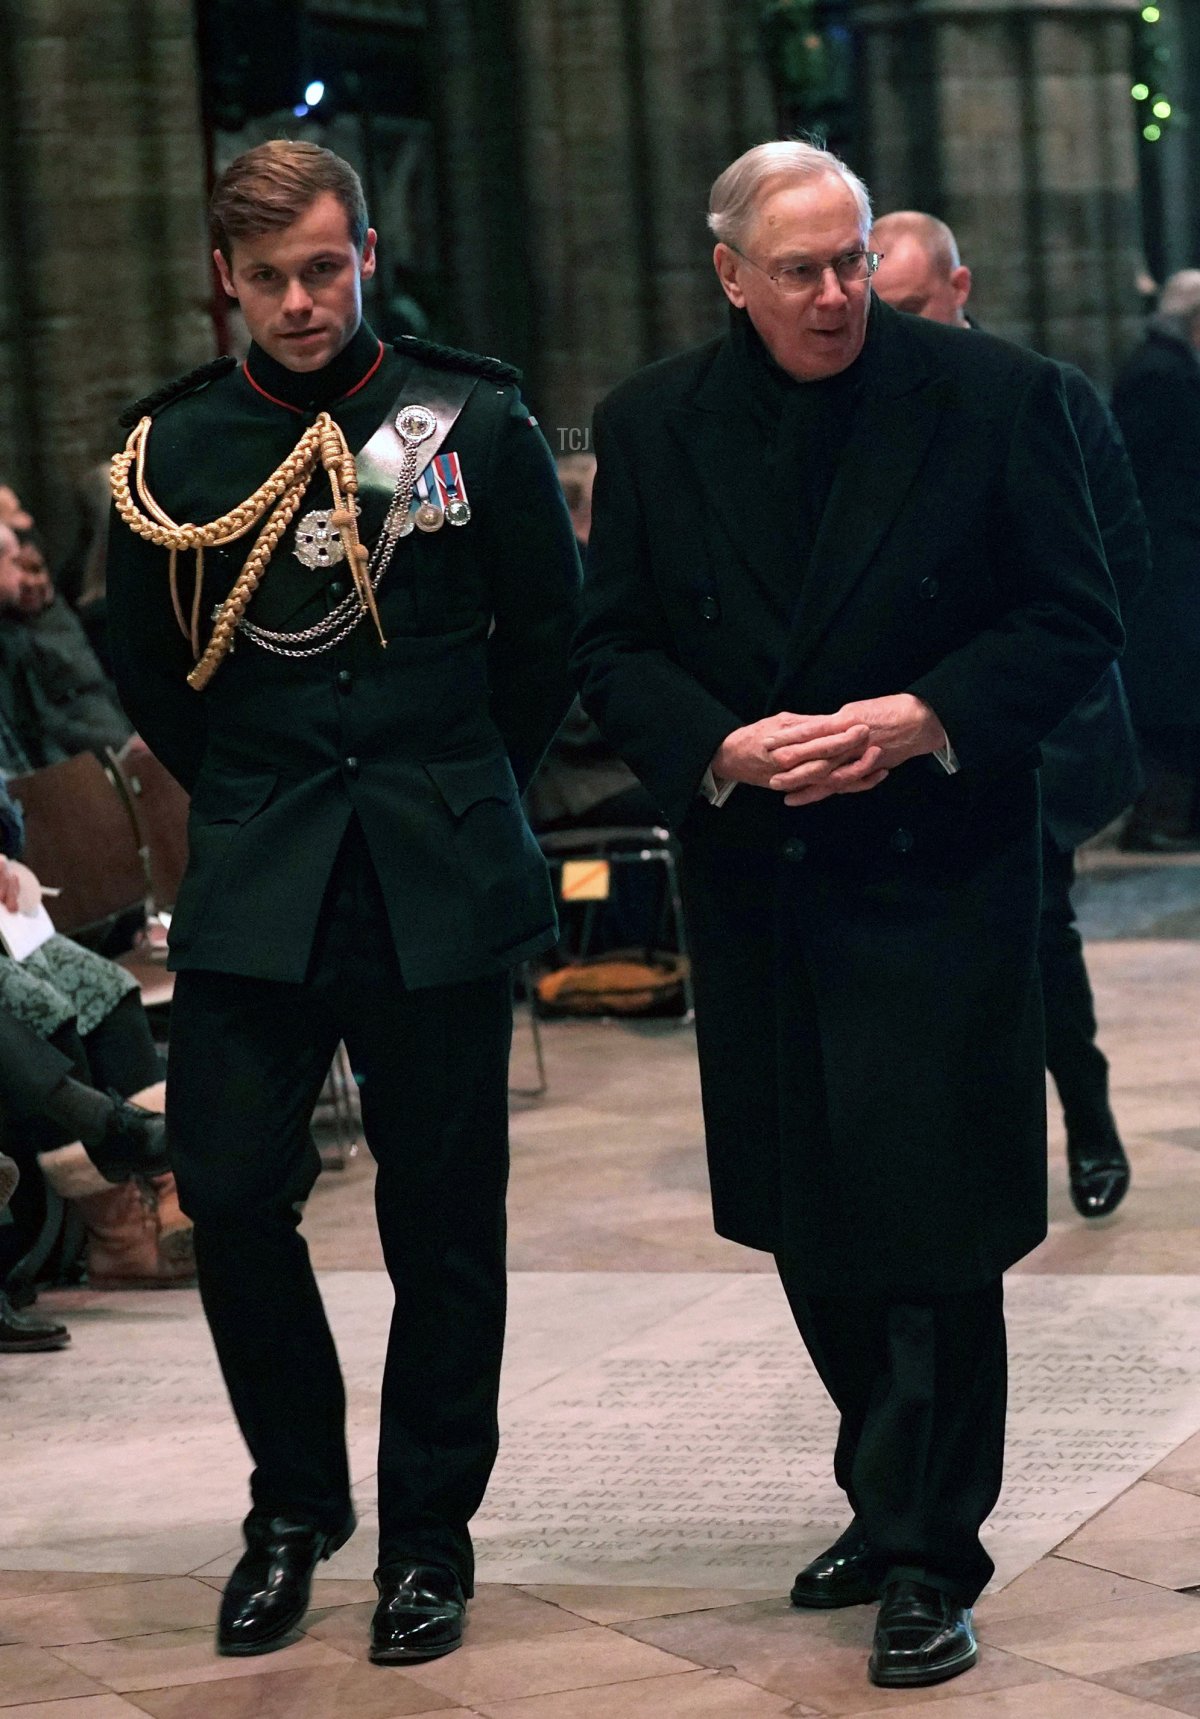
[281,278,314,318]
[813,266,849,308]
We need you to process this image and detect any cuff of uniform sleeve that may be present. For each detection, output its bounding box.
[700,767,738,807]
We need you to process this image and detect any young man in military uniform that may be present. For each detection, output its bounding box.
[106,141,580,1663]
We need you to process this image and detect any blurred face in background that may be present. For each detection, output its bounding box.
[872,234,971,325]
[16,540,54,615]
[214,191,377,374]
[0,486,33,532]
[0,527,25,609]
[713,174,872,381]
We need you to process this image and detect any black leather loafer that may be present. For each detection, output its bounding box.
[217,1511,355,1657]
[370,1562,467,1663]
[1068,1137,1130,1219]
[791,1519,884,1608]
[869,1579,978,1687]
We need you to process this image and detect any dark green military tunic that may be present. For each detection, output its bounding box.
[107,322,581,986]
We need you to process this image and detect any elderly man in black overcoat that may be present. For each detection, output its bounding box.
[573,141,1122,1691]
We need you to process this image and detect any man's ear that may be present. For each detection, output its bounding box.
[950,264,973,313]
[213,249,237,300]
[361,228,378,282]
[713,243,747,309]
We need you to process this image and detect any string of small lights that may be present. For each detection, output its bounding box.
[1132,3,1173,145]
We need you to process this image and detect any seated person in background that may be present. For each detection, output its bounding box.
[0,778,192,1291]
[0,1146,70,1351]
[0,523,134,772]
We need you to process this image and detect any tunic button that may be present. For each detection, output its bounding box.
[700,595,720,622]
[337,668,353,693]
[783,837,807,863]
[328,580,346,600]
[890,827,914,854]
[919,576,939,601]
[344,756,360,778]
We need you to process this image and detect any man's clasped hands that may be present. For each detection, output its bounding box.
[712,693,948,807]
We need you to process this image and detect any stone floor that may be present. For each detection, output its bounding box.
[6,852,1200,1718]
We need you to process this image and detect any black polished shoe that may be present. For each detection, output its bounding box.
[369,1562,467,1664]
[89,1095,171,1186]
[1068,1133,1130,1219]
[216,1511,355,1657]
[869,1579,978,1687]
[0,1289,70,1353]
[791,1520,884,1608]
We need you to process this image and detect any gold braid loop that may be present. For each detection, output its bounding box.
[109,409,385,691]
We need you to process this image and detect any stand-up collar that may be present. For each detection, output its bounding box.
[243,320,384,414]
[727,300,878,426]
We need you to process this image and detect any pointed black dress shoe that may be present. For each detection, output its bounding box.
[89,1096,172,1186]
[869,1578,978,1687]
[791,1519,884,1608]
[1068,1132,1130,1219]
[370,1562,467,1663]
[217,1511,355,1657]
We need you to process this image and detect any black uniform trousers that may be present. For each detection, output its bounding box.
[166,819,512,1591]
[776,1266,1007,1605]
[1039,834,1115,1146]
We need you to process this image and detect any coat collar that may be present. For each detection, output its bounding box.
[668,299,951,684]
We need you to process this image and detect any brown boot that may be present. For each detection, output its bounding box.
[145,1172,196,1271]
[75,1180,196,1289]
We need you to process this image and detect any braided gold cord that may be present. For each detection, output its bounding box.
[109,409,385,689]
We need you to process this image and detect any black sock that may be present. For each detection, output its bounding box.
[40,1076,118,1149]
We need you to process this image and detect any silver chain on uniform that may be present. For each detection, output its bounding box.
[232,405,438,660]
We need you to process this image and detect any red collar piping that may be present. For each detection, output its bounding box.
[242,338,386,415]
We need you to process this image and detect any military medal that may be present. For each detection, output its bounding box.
[294,505,355,568]
[414,468,444,532]
[435,451,471,526]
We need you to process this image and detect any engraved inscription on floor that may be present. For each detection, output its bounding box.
[6,1271,1200,1595]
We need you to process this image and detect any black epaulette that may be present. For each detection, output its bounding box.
[393,335,521,388]
[118,355,239,428]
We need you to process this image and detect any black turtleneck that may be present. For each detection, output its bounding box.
[730,300,877,568]
[243,318,385,415]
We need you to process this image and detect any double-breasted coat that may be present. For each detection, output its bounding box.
[107,324,581,989]
[574,301,1122,1295]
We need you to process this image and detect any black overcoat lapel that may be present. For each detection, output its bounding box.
[665,339,801,611]
[775,307,949,688]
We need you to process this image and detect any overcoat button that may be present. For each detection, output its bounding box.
[700,595,720,622]
[783,837,807,863]
[337,668,353,692]
[919,576,939,600]
[344,756,360,778]
[328,580,346,600]
[890,827,914,854]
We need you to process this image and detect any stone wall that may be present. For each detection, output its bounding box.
[0,0,212,556]
[854,0,1145,383]
[430,0,774,436]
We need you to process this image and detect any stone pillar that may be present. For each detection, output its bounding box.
[0,0,211,557]
[854,0,1145,384]
[430,0,774,434]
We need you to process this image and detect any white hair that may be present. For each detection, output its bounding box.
[1159,270,1200,320]
[707,140,873,251]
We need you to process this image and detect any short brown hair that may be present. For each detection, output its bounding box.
[210,140,368,260]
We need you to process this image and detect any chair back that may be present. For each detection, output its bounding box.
[7,752,147,936]
[109,748,190,912]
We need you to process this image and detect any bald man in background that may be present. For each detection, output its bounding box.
[872,211,1148,1223]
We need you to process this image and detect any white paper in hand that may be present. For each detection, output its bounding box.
[0,861,58,961]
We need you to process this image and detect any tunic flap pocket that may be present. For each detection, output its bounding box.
[188,767,279,826]
[425,753,517,817]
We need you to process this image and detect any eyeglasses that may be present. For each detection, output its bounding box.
[729,246,882,298]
